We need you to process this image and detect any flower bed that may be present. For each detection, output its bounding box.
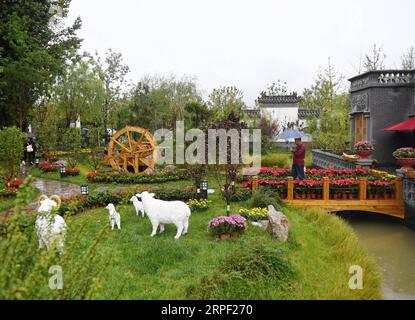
[187,199,210,212]
[208,215,248,239]
[66,168,81,176]
[38,163,58,173]
[239,168,398,200]
[58,186,199,217]
[0,180,24,198]
[238,207,268,221]
[86,170,191,184]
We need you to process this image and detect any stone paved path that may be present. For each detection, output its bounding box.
[31,178,80,198]
[0,178,80,220]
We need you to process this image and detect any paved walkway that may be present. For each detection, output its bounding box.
[0,177,80,220]
[32,178,80,198]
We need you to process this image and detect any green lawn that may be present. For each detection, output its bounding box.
[25,156,381,299]
[67,191,381,300]
[0,198,16,212]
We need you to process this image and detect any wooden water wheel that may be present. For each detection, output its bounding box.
[105,126,157,175]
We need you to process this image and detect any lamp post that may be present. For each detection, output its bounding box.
[198,180,208,199]
[59,166,66,178]
[81,185,89,196]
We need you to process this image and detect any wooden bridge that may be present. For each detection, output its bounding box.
[252,177,405,219]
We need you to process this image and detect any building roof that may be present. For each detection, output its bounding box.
[257,93,300,105]
[298,108,321,119]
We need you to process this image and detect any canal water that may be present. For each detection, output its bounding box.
[340,212,415,300]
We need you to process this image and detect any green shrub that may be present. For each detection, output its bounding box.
[229,188,252,202]
[261,153,291,168]
[86,170,191,184]
[57,186,200,217]
[249,189,283,210]
[0,127,25,180]
[0,177,110,299]
[191,241,297,299]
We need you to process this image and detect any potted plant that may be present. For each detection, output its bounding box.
[208,215,247,240]
[354,141,374,160]
[393,147,415,171]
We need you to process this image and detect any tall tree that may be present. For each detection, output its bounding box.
[364,44,386,72]
[401,46,415,70]
[301,59,350,154]
[0,0,82,130]
[53,53,105,128]
[208,86,246,120]
[125,75,202,131]
[96,49,130,145]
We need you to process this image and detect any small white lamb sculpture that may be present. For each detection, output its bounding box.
[136,191,191,240]
[105,203,121,230]
[129,196,145,217]
[36,195,67,254]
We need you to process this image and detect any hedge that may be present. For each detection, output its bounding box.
[86,170,191,184]
[58,186,199,217]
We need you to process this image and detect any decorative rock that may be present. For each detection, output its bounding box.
[145,167,161,176]
[164,165,176,172]
[251,220,269,229]
[267,205,290,242]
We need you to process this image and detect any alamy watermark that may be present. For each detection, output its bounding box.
[153,121,262,173]
[348,265,363,290]
[49,265,63,290]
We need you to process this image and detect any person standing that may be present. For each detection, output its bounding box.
[291,137,306,180]
[25,138,36,165]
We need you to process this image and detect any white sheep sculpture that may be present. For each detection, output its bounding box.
[36,195,67,254]
[105,203,121,230]
[129,196,145,217]
[136,191,191,240]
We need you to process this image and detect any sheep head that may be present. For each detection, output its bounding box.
[136,192,155,200]
[129,196,138,202]
[37,195,61,213]
[105,203,115,211]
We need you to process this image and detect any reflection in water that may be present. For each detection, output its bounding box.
[340,212,415,300]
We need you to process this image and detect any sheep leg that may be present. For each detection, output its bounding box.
[183,219,189,235]
[57,240,64,256]
[111,220,115,230]
[150,223,159,237]
[159,224,165,234]
[174,224,184,240]
[141,210,145,218]
[38,238,44,250]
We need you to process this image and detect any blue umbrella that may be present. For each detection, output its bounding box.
[277,128,306,141]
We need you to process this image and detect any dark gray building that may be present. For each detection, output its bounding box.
[349,70,415,166]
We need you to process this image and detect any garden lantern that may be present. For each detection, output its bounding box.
[198,180,208,199]
[35,158,40,166]
[81,185,89,196]
[60,166,66,178]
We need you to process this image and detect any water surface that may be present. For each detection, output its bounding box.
[341,212,415,300]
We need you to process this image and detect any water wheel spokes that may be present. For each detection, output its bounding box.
[106,126,157,175]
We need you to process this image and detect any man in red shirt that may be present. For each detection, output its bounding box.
[291,137,306,180]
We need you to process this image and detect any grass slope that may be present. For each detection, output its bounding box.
[68,193,381,300]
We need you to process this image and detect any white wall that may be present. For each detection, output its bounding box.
[261,106,299,128]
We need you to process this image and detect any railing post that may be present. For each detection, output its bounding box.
[323,177,330,201]
[252,178,259,195]
[287,177,294,200]
[359,178,367,201]
[395,178,402,201]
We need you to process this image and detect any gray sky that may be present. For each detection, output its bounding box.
[68,0,415,106]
